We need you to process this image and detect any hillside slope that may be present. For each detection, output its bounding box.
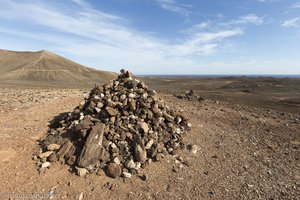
[0,49,116,87]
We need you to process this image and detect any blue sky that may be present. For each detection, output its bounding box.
[0,0,299,74]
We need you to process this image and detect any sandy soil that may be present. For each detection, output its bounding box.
[0,88,299,200]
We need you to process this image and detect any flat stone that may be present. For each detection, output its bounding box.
[78,123,105,169]
[106,107,118,116]
[39,151,54,159]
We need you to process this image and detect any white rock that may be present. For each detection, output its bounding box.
[113,157,121,165]
[95,107,101,113]
[94,95,100,100]
[140,122,149,133]
[122,172,132,179]
[47,144,60,151]
[190,145,198,154]
[76,167,89,177]
[97,102,104,108]
[78,192,84,200]
[41,162,51,168]
[128,93,136,98]
[145,139,154,149]
[126,159,136,169]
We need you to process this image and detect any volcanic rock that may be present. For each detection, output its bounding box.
[39,69,191,178]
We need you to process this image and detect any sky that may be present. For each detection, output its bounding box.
[0,0,299,74]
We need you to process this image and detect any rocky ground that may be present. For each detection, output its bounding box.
[0,88,299,199]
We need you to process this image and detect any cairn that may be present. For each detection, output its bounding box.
[38,69,191,178]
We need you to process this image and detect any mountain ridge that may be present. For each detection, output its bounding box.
[0,49,116,87]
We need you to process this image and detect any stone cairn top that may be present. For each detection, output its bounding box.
[37,69,191,179]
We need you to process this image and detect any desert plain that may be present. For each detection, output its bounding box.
[0,75,299,200]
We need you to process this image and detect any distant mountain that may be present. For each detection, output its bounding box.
[0,49,116,87]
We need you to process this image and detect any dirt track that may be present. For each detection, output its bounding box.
[0,89,299,199]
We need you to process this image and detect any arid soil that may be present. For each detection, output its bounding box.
[0,87,299,199]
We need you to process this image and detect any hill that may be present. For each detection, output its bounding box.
[0,49,116,87]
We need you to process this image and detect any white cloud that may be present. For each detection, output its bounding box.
[0,0,266,73]
[257,0,280,3]
[291,2,300,8]
[156,0,191,16]
[221,14,265,26]
[282,17,300,28]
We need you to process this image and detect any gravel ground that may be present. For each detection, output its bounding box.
[0,89,299,200]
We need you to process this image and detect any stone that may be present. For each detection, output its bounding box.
[145,139,154,149]
[57,141,73,160]
[163,112,174,122]
[95,107,101,113]
[106,107,118,116]
[78,123,105,169]
[139,173,148,181]
[76,167,89,177]
[135,145,147,163]
[151,104,159,114]
[47,144,60,151]
[41,69,191,179]
[48,153,58,162]
[41,162,51,169]
[107,163,121,178]
[140,122,149,133]
[187,144,198,154]
[122,172,132,179]
[39,151,54,159]
[125,159,136,169]
[113,157,121,165]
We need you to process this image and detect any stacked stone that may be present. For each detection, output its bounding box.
[175,90,204,101]
[39,69,191,178]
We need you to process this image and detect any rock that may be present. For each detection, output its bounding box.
[48,153,58,162]
[135,144,147,163]
[163,112,174,122]
[106,107,118,116]
[57,141,73,160]
[107,163,121,178]
[41,69,191,179]
[38,151,54,159]
[78,192,84,200]
[122,172,132,179]
[47,144,60,151]
[187,144,198,154]
[145,139,154,149]
[113,157,121,165]
[139,173,148,181]
[76,167,89,177]
[78,123,105,169]
[95,107,101,113]
[41,162,51,169]
[139,122,149,133]
[151,104,159,114]
[125,159,136,169]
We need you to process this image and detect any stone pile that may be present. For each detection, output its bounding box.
[175,90,204,101]
[37,69,191,178]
